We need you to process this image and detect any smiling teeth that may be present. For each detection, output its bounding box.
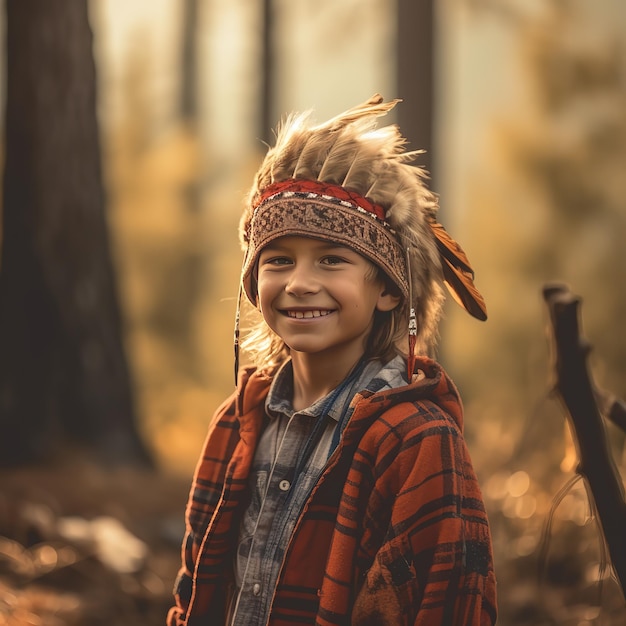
[287,310,331,319]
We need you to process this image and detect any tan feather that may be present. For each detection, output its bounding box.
[341,128,400,192]
[292,131,337,180]
[267,116,311,185]
[250,112,310,193]
[318,134,363,184]
[318,94,399,131]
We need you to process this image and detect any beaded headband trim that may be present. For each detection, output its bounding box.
[255,178,392,224]
[240,178,409,305]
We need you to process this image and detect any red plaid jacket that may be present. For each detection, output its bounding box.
[167,357,497,625]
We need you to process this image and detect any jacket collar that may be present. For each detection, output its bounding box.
[233,356,463,435]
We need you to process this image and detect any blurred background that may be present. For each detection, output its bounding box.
[1,0,625,624]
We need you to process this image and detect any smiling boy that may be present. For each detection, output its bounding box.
[168,95,497,626]
[257,237,400,409]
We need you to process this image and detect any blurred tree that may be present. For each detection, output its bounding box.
[457,0,626,415]
[396,0,434,176]
[0,0,152,467]
[260,0,275,145]
[181,0,199,124]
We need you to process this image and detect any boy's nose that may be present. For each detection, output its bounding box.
[285,265,319,296]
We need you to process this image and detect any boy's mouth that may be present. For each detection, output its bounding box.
[283,309,334,319]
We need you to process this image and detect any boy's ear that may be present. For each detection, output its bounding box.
[376,287,401,312]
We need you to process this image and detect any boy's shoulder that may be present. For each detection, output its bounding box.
[363,356,461,410]
[348,356,465,436]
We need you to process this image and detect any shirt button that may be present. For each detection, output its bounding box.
[278,479,290,491]
[253,583,261,596]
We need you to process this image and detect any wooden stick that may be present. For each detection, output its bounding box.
[543,283,626,596]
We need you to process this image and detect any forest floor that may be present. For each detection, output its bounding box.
[0,454,189,626]
[1,453,625,626]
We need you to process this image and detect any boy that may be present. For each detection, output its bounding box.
[168,95,497,625]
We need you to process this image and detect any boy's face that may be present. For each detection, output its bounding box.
[256,236,400,365]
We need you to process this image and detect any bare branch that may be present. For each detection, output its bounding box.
[543,282,626,596]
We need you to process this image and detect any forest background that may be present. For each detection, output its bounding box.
[1,0,625,625]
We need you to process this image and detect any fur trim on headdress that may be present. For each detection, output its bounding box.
[237,94,486,372]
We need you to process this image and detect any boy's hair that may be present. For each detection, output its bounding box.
[237,95,486,377]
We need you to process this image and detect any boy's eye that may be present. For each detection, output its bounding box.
[262,256,292,266]
[321,256,347,265]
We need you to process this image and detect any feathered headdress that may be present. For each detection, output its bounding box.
[236,94,486,381]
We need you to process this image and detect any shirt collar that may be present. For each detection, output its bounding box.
[265,355,407,422]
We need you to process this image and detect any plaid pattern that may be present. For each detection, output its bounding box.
[167,357,497,626]
[229,357,405,625]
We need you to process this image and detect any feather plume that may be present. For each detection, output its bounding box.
[341,128,399,192]
[317,135,362,184]
[318,94,399,131]
[249,113,308,195]
[292,131,336,180]
[267,115,311,185]
[429,220,487,321]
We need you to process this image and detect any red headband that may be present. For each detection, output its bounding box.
[254,178,391,227]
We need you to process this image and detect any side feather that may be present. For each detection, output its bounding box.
[429,220,488,321]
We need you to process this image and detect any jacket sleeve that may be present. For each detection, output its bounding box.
[351,402,497,625]
[166,391,242,626]
[166,531,196,626]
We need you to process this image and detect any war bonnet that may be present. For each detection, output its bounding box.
[236,94,486,380]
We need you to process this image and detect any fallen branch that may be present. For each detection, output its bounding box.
[543,283,626,596]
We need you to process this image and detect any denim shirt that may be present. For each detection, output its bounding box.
[226,355,407,626]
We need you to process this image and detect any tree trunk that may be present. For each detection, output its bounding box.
[396,0,434,177]
[0,0,152,467]
[181,0,199,123]
[260,0,275,146]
